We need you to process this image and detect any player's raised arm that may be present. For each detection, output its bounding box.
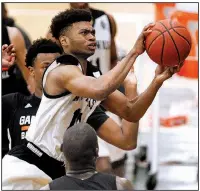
[102,65,180,122]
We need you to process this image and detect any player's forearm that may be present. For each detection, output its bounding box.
[97,49,139,99]
[16,53,30,84]
[127,78,162,122]
[121,82,139,150]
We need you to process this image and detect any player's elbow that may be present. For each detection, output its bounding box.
[127,142,137,150]
[122,143,137,151]
[123,104,141,123]
[124,112,140,123]
[120,140,137,151]
[93,84,112,100]
[94,89,107,101]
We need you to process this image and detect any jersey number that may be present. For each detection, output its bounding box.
[69,109,83,128]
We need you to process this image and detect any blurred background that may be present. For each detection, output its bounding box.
[3,2,198,190]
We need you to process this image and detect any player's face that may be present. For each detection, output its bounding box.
[70,3,89,9]
[66,21,96,58]
[31,53,60,90]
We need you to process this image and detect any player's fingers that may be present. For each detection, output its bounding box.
[163,67,172,76]
[2,44,8,51]
[174,65,181,72]
[169,66,179,74]
[143,30,153,37]
[9,56,16,64]
[143,22,155,31]
[11,53,16,57]
[7,44,15,53]
[11,47,16,54]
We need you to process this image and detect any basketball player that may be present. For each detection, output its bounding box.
[3,3,32,49]
[3,9,179,189]
[2,15,32,95]
[40,123,133,190]
[69,3,129,173]
[2,39,62,158]
[47,3,118,172]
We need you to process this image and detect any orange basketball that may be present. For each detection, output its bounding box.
[145,19,192,67]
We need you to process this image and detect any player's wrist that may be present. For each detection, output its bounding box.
[130,48,140,57]
[152,77,163,88]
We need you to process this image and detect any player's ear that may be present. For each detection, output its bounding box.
[60,143,63,152]
[28,66,35,77]
[59,35,69,47]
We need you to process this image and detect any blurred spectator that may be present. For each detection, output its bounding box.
[2,3,32,49]
[2,4,33,95]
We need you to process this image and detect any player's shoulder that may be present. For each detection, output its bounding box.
[3,92,31,106]
[3,92,24,101]
[48,54,80,77]
[116,176,133,190]
[56,54,79,66]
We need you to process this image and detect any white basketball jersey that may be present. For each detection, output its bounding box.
[26,55,101,161]
[88,9,111,74]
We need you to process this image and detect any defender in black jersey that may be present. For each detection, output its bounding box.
[2,39,62,157]
[41,123,133,190]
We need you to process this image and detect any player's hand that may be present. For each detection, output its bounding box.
[154,65,181,84]
[2,44,16,68]
[133,22,155,55]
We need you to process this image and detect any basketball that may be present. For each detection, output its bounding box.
[145,19,192,67]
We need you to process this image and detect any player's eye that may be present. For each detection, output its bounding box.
[91,30,95,35]
[81,30,88,35]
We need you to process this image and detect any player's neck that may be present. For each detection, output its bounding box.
[78,59,87,75]
[66,170,97,180]
[68,162,95,172]
[34,88,42,98]
[63,50,88,74]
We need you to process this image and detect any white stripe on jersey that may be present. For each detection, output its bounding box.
[26,58,101,161]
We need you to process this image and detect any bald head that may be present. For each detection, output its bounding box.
[62,123,98,164]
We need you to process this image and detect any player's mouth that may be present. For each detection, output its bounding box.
[88,43,96,50]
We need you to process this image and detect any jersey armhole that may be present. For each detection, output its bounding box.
[43,88,71,99]
[41,54,79,99]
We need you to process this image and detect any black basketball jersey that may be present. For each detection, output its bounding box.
[2,93,40,157]
[49,172,117,190]
[2,91,109,158]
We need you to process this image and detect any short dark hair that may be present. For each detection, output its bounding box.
[62,123,98,165]
[50,9,92,39]
[25,38,62,67]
